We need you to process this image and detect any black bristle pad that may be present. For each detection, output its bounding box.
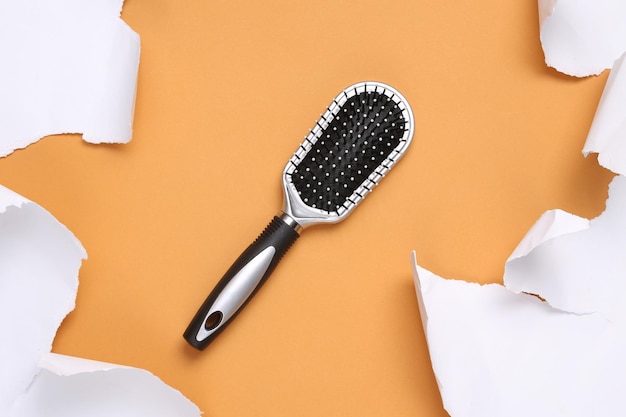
[291,90,406,212]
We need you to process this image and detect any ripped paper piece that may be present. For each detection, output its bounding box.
[539,0,626,76]
[504,175,626,318]
[413,175,626,417]
[583,52,626,176]
[0,186,200,417]
[0,185,86,415]
[0,0,140,157]
[9,353,200,417]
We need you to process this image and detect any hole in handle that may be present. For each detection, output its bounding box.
[204,311,223,331]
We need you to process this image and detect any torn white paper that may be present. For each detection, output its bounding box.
[0,0,140,157]
[539,0,626,76]
[0,185,86,415]
[413,175,626,417]
[0,187,200,417]
[504,175,626,318]
[506,208,589,262]
[583,52,626,176]
[10,353,200,417]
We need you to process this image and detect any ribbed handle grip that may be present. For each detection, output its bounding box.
[184,216,300,350]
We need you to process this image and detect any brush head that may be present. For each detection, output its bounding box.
[282,81,414,228]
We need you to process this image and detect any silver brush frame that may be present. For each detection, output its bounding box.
[281,81,414,229]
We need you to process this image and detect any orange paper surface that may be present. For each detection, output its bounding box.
[0,1,614,416]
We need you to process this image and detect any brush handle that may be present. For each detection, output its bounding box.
[184,216,300,350]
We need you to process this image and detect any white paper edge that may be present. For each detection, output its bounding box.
[583,52,626,176]
[0,0,141,157]
[539,0,626,77]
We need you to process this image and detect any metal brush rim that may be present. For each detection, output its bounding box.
[281,80,415,229]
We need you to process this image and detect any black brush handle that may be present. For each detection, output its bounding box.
[184,216,300,350]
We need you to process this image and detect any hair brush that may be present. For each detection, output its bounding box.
[184,81,414,350]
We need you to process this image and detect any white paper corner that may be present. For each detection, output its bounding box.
[0,0,141,157]
[506,209,589,262]
[583,52,626,176]
[8,352,201,417]
[539,0,626,76]
[505,175,626,316]
[0,185,86,415]
[0,186,201,416]
[412,175,626,417]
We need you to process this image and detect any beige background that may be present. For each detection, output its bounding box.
[0,1,614,416]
